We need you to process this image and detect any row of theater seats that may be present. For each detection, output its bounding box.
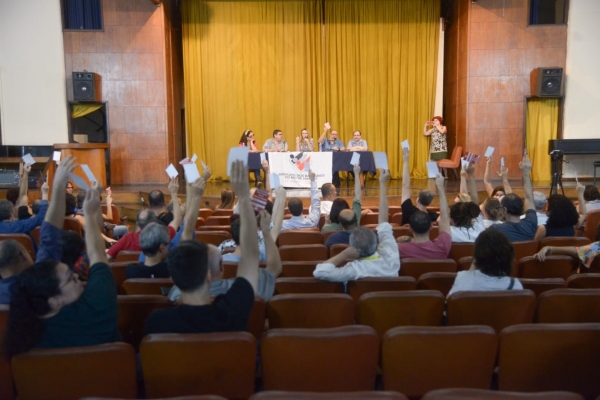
[2,323,600,399]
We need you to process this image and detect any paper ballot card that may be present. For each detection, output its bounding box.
[350,152,360,166]
[426,161,440,178]
[251,189,270,212]
[179,157,191,165]
[484,146,495,158]
[80,165,97,184]
[270,173,280,189]
[575,172,579,184]
[200,159,207,170]
[165,164,178,178]
[69,173,89,191]
[461,157,469,170]
[501,157,505,168]
[260,152,266,163]
[227,147,249,176]
[183,163,200,182]
[22,154,35,166]
[373,152,388,170]
[401,140,410,150]
[191,154,197,163]
[464,152,481,165]
[53,151,61,162]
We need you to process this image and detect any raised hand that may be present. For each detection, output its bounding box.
[308,170,316,182]
[324,122,331,131]
[54,155,77,186]
[341,246,360,261]
[230,160,250,196]
[435,173,445,188]
[379,169,390,183]
[259,209,272,232]
[402,147,410,159]
[519,154,532,173]
[83,185,101,215]
[202,166,211,181]
[353,163,361,176]
[168,176,179,194]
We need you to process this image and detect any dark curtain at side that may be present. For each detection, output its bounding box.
[529,0,540,24]
[65,0,102,30]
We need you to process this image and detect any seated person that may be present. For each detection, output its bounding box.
[0,178,49,236]
[321,164,363,233]
[325,209,357,249]
[107,178,182,261]
[144,161,259,334]
[125,222,171,279]
[397,174,451,259]
[149,189,174,226]
[401,148,438,225]
[535,224,600,270]
[489,154,537,241]
[450,202,485,243]
[280,169,320,231]
[5,177,121,357]
[534,189,586,241]
[104,189,128,239]
[448,229,523,296]
[313,169,400,281]
[216,188,235,210]
[521,191,548,226]
[316,183,336,215]
[0,161,74,305]
[481,197,503,228]
[483,155,512,200]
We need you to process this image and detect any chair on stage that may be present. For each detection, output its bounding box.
[436,146,463,179]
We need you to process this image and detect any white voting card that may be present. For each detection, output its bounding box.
[80,165,97,184]
[373,152,388,170]
[350,152,360,166]
[270,173,280,189]
[22,154,35,166]
[401,140,410,150]
[484,146,495,158]
[53,151,61,162]
[165,164,178,178]
[183,163,200,182]
[426,161,440,178]
[69,173,89,190]
[227,147,249,176]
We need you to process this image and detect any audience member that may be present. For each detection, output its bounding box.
[144,160,259,334]
[401,147,439,225]
[489,154,537,241]
[318,122,345,187]
[535,224,600,269]
[534,188,586,241]
[483,155,512,199]
[481,197,503,228]
[104,189,128,239]
[281,169,320,231]
[0,182,48,237]
[5,176,121,357]
[581,185,600,228]
[263,129,288,152]
[125,222,171,279]
[317,183,336,215]
[321,164,363,234]
[66,181,74,196]
[325,209,357,249]
[217,188,235,209]
[397,174,452,259]
[313,169,399,281]
[450,161,485,242]
[448,229,523,296]
[522,191,548,226]
[148,188,174,226]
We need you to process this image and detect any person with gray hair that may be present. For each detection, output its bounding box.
[313,168,400,281]
[125,222,171,279]
[522,191,548,226]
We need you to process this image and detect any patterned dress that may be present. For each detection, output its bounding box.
[298,138,314,152]
[429,127,448,160]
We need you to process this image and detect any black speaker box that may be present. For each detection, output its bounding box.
[72,72,101,102]
[531,67,564,97]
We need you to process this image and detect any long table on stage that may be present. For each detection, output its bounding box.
[248,151,376,174]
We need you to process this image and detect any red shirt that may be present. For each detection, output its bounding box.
[108,226,176,259]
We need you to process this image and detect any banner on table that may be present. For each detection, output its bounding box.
[268,152,332,188]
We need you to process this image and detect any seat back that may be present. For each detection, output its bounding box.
[221,262,238,279]
[391,226,411,239]
[566,273,600,288]
[584,210,600,242]
[278,230,324,246]
[329,243,350,257]
[115,250,142,262]
[346,277,416,303]
[517,255,577,279]
[512,241,540,262]
[198,208,214,220]
[195,217,206,229]
[109,262,129,294]
[275,278,344,294]
[399,258,457,279]
[197,225,232,233]
[498,323,600,398]
[63,216,83,235]
[248,296,267,340]
[457,256,473,271]
[0,304,15,400]
[30,226,41,245]
[535,288,600,323]
[117,295,173,349]
[280,261,320,277]
[101,204,121,225]
[267,293,354,329]
[122,278,173,295]
[519,278,565,297]
[0,233,35,261]
[358,291,445,338]
[141,332,256,399]
[213,209,234,217]
[278,244,329,262]
[446,290,536,333]
[391,212,403,225]
[421,388,584,400]
[194,230,231,246]
[360,213,381,225]
[539,236,591,250]
[205,216,231,226]
[261,325,379,392]
[11,343,137,400]
[416,272,458,297]
[448,242,474,263]
[250,392,408,400]
[382,325,497,398]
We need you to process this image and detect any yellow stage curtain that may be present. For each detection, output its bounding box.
[324,0,439,179]
[182,0,326,180]
[526,98,559,181]
[71,104,103,118]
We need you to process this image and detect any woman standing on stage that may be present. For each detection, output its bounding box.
[295,128,315,152]
[423,116,448,161]
[239,130,261,185]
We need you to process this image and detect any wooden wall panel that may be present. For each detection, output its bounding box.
[445,0,568,179]
[63,0,168,184]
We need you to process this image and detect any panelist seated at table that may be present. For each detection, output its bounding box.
[263,129,288,152]
[295,128,315,152]
[347,130,368,151]
[318,122,346,188]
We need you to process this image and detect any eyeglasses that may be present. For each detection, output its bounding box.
[59,272,79,289]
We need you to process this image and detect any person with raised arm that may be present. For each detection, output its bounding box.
[313,168,400,281]
[5,179,121,357]
[483,155,512,199]
[144,161,257,334]
[318,122,345,188]
[489,154,537,241]
[449,162,486,243]
[397,174,452,259]
[281,169,320,231]
[401,147,439,225]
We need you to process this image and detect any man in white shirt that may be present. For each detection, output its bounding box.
[312,183,336,215]
[520,191,548,226]
[313,169,400,281]
[281,170,321,231]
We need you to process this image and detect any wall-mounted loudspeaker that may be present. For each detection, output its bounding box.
[72,72,101,102]
[531,67,564,97]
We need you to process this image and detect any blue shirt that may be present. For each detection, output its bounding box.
[320,139,345,152]
[0,200,49,250]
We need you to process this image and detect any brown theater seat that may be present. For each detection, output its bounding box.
[512,241,540,263]
[0,233,35,261]
[275,277,345,294]
[448,242,474,263]
[278,230,324,246]
[140,332,256,399]
[519,278,565,297]
[416,272,457,297]
[517,255,577,280]
[279,244,329,262]
[267,293,354,329]
[329,243,350,257]
[205,216,231,226]
[399,258,457,279]
[115,250,142,262]
[280,261,320,277]
[538,236,591,251]
[382,325,497,398]
[194,230,231,246]
[421,388,584,400]
[535,288,600,323]
[117,295,173,349]
[109,262,129,294]
[0,305,15,400]
[250,391,408,400]
[11,343,137,400]
[346,277,417,303]
[122,278,173,295]
[566,273,600,288]
[261,326,379,392]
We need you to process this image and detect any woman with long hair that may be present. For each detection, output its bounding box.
[295,128,314,152]
[239,130,261,186]
[217,188,235,210]
[534,191,586,241]
[481,197,503,228]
